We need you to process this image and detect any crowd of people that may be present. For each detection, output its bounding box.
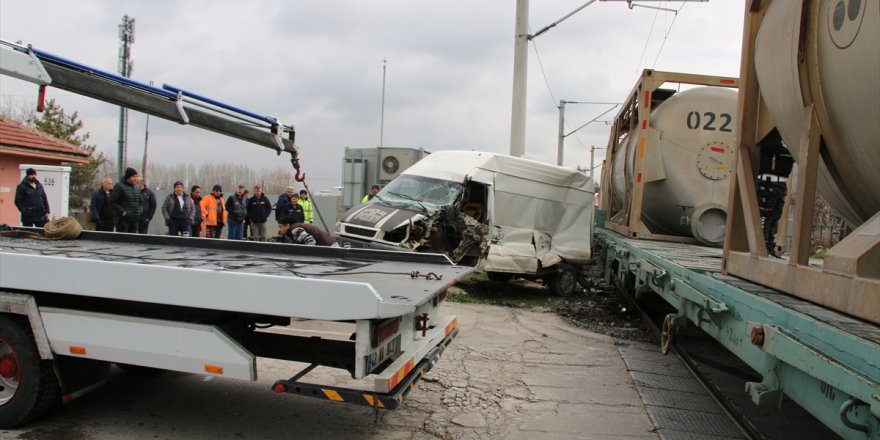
[83,167,330,246]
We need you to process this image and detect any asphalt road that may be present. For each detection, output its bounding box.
[2,302,657,440]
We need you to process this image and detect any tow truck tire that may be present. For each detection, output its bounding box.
[0,316,61,428]
[550,264,578,297]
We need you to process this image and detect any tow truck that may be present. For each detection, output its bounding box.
[0,39,467,427]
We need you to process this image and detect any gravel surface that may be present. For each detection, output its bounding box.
[452,268,655,344]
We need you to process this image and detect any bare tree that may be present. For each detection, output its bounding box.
[0,95,36,123]
[144,161,294,193]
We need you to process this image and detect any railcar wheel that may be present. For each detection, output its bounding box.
[661,314,675,354]
[0,316,60,428]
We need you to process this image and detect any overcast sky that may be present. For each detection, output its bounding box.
[0,1,744,190]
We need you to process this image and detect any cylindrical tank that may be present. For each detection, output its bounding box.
[611,87,739,246]
[755,0,880,226]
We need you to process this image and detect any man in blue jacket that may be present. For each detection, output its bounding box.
[275,186,305,224]
[14,168,50,227]
[246,185,272,241]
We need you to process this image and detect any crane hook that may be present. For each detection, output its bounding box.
[290,154,306,182]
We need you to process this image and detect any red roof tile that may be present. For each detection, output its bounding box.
[0,116,91,163]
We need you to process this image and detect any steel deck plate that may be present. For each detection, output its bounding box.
[604,233,880,346]
[0,232,471,320]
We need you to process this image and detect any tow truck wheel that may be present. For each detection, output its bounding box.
[550,264,578,297]
[0,316,60,428]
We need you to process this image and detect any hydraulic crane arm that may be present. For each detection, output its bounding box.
[0,39,296,156]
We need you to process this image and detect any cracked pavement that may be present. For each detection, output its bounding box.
[398,303,657,439]
[3,303,658,440]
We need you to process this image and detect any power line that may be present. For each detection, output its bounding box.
[630,8,661,85]
[528,27,559,108]
[651,2,687,68]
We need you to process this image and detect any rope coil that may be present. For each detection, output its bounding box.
[0,217,82,241]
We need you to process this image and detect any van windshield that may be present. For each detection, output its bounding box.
[379,175,463,210]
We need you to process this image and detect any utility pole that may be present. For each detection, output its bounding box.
[590,146,606,180]
[557,101,617,168]
[509,0,529,157]
[590,146,596,180]
[380,58,387,148]
[117,14,135,179]
[556,100,566,166]
[142,81,151,182]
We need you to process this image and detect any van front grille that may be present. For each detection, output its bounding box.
[344,225,377,238]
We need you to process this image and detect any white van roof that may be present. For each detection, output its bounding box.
[401,150,593,190]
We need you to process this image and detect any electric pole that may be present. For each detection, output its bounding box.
[556,100,566,165]
[117,14,135,179]
[380,58,387,148]
[509,0,529,158]
[142,82,151,183]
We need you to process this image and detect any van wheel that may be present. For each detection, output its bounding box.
[0,316,60,428]
[550,265,578,297]
[486,272,514,283]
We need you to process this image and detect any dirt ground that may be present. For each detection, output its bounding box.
[451,272,654,344]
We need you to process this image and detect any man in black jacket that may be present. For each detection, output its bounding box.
[225,185,247,240]
[246,185,272,241]
[138,178,157,234]
[14,168,50,227]
[275,186,305,224]
[89,177,114,231]
[190,185,203,237]
[110,167,142,233]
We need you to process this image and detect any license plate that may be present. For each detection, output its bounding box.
[365,334,401,374]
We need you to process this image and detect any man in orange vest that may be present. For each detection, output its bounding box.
[200,184,227,239]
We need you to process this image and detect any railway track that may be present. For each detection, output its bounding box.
[611,282,838,440]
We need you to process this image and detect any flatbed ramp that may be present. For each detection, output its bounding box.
[595,228,879,439]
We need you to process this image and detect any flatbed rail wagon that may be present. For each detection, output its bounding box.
[594,227,880,439]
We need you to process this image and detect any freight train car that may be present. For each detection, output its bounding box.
[594,2,879,434]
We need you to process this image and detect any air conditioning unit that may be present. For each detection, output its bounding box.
[378,148,416,183]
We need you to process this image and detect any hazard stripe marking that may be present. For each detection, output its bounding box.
[323,389,344,401]
[389,358,415,390]
[642,120,647,130]
[363,394,384,407]
[445,318,458,336]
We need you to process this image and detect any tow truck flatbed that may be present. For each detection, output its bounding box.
[0,231,469,321]
[0,231,468,426]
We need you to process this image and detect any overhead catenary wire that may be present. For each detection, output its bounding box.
[529,32,593,151]
[650,2,687,68]
[630,8,662,85]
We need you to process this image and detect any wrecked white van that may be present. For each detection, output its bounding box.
[335,150,595,295]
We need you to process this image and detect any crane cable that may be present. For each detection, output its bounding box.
[289,152,332,232]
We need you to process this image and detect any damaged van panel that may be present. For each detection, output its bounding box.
[335,151,594,282]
